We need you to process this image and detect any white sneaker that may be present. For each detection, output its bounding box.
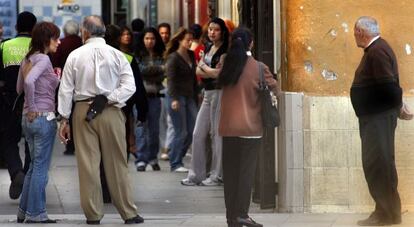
[181,178,197,186]
[160,153,169,160]
[173,167,189,173]
[135,161,146,172]
[200,178,222,186]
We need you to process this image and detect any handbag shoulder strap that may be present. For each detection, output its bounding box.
[258,61,266,89]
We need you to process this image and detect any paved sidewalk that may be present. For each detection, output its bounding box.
[0,139,412,226]
[0,213,413,226]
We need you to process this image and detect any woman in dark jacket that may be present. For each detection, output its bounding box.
[134,27,165,171]
[164,28,198,172]
[217,27,280,227]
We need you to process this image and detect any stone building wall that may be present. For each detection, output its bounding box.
[278,94,414,213]
[283,0,414,96]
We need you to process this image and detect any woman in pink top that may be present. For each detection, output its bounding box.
[16,22,60,224]
[217,27,280,227]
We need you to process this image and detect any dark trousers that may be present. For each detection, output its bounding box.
[222,136,260,221]
[65,116,75,153]
[0,93,30,180]
[358,109,401,222]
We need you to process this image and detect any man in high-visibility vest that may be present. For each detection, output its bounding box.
[0,11,37,200]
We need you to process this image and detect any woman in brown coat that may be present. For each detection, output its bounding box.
[217,27,280,227]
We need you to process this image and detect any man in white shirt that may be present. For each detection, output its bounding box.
[58,15,143,225]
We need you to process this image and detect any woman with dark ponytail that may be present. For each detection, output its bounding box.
[218,27,280,227]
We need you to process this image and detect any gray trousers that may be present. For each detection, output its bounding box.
[188,89,223,183]
[358,108,401,222]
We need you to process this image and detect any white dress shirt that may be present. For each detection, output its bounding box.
[365,35,380,49]
[58,37,136,119]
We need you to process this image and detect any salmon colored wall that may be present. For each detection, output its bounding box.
[283,0,414,96]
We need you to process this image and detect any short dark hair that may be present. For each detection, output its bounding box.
[157,23,171,33]
[131,18,145,32]
[16,11,37,33]
[190,24,202,40]
[105,24,121,49]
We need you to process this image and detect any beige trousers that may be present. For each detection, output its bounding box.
[72,102,138,221]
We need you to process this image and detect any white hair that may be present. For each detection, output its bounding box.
[82,15,106,37]
[63,20,80,36]
[355,16,380,36]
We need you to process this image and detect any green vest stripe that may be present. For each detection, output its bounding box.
[1,37,31,67]
[123,52,133,64]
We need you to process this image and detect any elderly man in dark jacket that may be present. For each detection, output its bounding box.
[351,16,402,226]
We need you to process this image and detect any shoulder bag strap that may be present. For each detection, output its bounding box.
[258,61,266,89]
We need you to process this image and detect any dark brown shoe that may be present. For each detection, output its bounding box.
[86,220,100,225]
[124,215,144,224]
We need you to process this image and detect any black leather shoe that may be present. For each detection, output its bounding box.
[9,171,25,200]
[86,220,100,225]
[151,163,161,171]
[63,149,75,155]
[17,218,24,223]
[227,219,242,227]
[124,215,144,224]
[357,215,393,226]
[26,219,57,223]
[236,217,263,227]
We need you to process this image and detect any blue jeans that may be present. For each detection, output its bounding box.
[167,95,197,170]
[135,97,161,164]
[18,116,56,221]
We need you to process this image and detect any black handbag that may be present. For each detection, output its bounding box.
[258,62,280,128]
[85,95,108,122]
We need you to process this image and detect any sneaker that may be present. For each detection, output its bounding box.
[200,178,222,186]
[136,161,146,172]
[160,153,169,160]
[181,178,197,186]
[9,171,25,199]
[173,167,189,173]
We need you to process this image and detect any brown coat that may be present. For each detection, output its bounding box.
[219,57,280,137]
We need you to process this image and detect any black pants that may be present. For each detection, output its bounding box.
[222,136,260,221]
[0,93,30,180]
[359,109,401,222]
